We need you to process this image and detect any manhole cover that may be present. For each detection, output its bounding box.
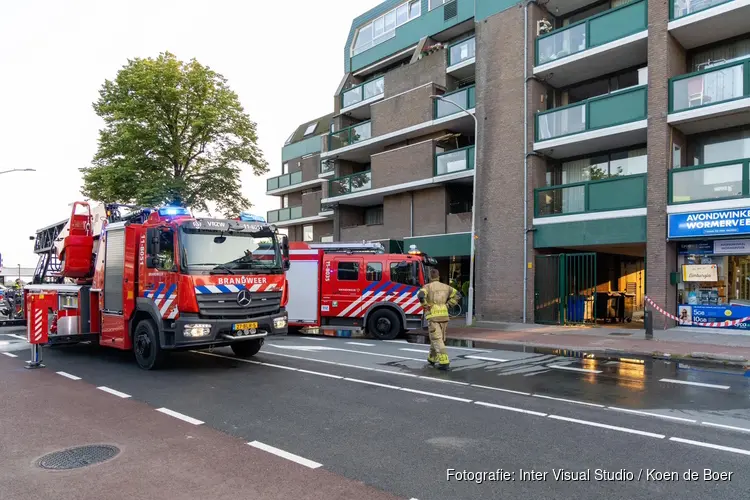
[608,332,633,336]
[37,445,120,470]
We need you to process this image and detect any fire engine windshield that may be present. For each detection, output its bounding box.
[179,226,283,275]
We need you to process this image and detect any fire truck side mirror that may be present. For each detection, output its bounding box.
[283,260,291,271]
[281,235,290,259]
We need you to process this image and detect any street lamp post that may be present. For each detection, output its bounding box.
[0,168,36,176]
[430,94,478,327]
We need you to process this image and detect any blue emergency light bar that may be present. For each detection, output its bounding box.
[158,206,191,217]
[239,212,266,223]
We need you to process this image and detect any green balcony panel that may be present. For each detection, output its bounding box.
[536,85,647,141]
[267,206,303,223]
[535,174,647,217]
[328,121,372,151]
[266,170,304,192]
[671,0,733,20]
[267,177,279,191]
[435,146,475,176]
[281,134,323,163]
[670,161,749,204]
[670,61,749,113]
[448,37,476,66]
[329,171,372,197]
[341,76,385,108]
[535,0,647,66]
[434,85,476,119]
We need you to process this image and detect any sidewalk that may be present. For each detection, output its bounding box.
[0,356,402,500]
[443,319,750,368]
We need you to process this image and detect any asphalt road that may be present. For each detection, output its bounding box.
[3,329,750,499]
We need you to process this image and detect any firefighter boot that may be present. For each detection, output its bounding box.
[427,346,437,366]
[437,353,450,371]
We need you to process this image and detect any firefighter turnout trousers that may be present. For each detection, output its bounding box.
[427,320,449,367]
[418,279,459,369]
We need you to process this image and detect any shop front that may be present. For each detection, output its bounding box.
[668,207,750,330]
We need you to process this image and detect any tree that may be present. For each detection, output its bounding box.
[80,51,268,216]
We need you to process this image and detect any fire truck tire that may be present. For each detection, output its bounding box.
[133,319,166,370]
[231,339,263,358]
[367,309,402,341]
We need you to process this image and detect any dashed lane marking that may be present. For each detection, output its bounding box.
[533,394,605,408]
[465,355,509,363]
[470,384,530,396]
[300,337,328,341]
[670,437,750,456]
[7,334,26,341]
[2,352,18,358]
[97,386,131,398]
[420,376,469,386]
[608,407,697,423]
[297,369,343,379]
[346,342,375,347]
[344,378,401,390]
[382,340,407,343]
[400,348,432,353]
[399,388,472,403]
[547,364,602,374]
[156,407,204,425]
[474,401,547,417]
[56,371,81,381]
[249,441,322,469]
[701,422,750,433]
[659,378,730,390]
[548,415,665,439]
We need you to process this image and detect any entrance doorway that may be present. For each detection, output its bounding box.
[534,253,597,325]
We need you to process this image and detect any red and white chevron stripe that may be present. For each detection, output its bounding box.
[645,295,750,327]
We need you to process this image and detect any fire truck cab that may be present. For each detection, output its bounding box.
[25,203,290,369]
[286,242,437,340]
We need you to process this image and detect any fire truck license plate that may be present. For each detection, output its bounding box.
[233,322,258,331]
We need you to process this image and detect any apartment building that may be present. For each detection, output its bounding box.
[269,0,750,329]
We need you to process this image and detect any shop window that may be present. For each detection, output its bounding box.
[366,262,383,281]
[337,261,360,281]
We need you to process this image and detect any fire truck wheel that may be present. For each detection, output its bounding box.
[133,319,166,370]
[367,309,401,341]
[231,339,263,358]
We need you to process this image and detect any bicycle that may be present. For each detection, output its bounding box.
[448,301,463,318]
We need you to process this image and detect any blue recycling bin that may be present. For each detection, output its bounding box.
[567,296,585,323]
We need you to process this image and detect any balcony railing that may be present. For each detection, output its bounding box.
[535,85,647,142]
[341,76,385,109]
[669,59,750,113]
[267,205,303,223]
[327,121,372,151]
[670,0,733,20]
[448,36,476,66]
[435,146,475,176]
[328,171,372,197]
[535,0,647,66]
[267,170,303,192]
[434,85,476,119]
[669,160,749,204]
[535,174,647,217]
[320,159,334,174]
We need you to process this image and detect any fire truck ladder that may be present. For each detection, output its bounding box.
[308,242,385,254]
[31,219,67,284]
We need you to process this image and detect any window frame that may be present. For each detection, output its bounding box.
[303,123,317,136]
[389,261,419,287]
[366,262,383,282]
[303,225,314,242]
[351,0,421,57]
[337,261,361,281]
[429,0,449,10]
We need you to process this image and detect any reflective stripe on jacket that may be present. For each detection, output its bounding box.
[417,278,459,321]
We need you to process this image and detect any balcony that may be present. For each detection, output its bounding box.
[534,0,648,88]
[329,171,373,198]
[266,193,333,228]
[534,85,648,158]
[319,158,335,178]
[267,206,302,224]
[340,76,385,119]
[328,121,372,152]
[669,160,749,207]
[534,174,648,220]
[435,146,474,176]
[669,0,750,49]
[667,60,750,134]
[447,37,475,80]
[434,85,476,120]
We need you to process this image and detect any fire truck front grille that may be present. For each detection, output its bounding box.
[196,291,282,319]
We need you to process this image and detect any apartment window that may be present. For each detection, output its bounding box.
[430,0,449,10]
[352,0,421,56]
[282,162,288,174]
[337,261,360,281]
[673,145,682,169]
[449,186,473,214]
[284,132,294,145]
[282,195,289,208]
[321,235,334,243]
[365,205,384,225]
[366,262,383,281]
[303,123,317,136]
[563,68,641,105]
[303,225,313,242]
[548,147,648,186]
[689,36,750,73]
[687,126,750,166]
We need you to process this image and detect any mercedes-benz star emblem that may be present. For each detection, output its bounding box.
[237,289,252,307]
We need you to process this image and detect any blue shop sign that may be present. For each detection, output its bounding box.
[677,241,713,255]
[668,208,750,239]
[678,304,750,330]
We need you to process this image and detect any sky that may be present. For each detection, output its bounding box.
[0,0,382,269]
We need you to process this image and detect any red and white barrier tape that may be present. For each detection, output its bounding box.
[645,295,750,327]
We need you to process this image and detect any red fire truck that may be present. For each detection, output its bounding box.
[285,241,438,340]
[24,202,290,369]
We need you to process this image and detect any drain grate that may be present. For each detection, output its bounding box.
[37,445,120,470]
[608,332,633,336]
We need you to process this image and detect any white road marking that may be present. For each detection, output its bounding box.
[470,384,530,396]
[267,344,424,362]
[7,334,26,340]
[373,368,419,377]
[97,386,131,399]
[2,352,18,358]
[259,351,340,366]
[465,355,509,363]
[382,340,407,343]
[670,437,750,456]
[194,351,264,365]
[399,387,472,403]
[659,378,730,390]
[547,364,602,374]
[156,407,204,425]
[261,363,298,371]
[547,415,665,439]
[297,369,342,379]
[524,370,550,376]
[442,346,489,353]
[400,348,431,353]
[249,441,322,469]
[608,406,697,423]
[300,336,328,340]
[344,378,401,390]
[346,342,375,347]
[701,421,750,433]
[419,376,469,386]
[0,341,8,345]
[474,401,547,417]
[56,371,81,381]
[532,394,605,408]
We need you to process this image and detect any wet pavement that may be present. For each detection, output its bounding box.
[3,328,750,499]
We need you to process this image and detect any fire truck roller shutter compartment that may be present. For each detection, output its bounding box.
[103,226,126,313]
[286,252,319,325]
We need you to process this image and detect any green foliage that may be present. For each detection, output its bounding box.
[80,51,268,216]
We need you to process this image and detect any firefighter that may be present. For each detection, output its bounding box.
[417,268,459,370]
